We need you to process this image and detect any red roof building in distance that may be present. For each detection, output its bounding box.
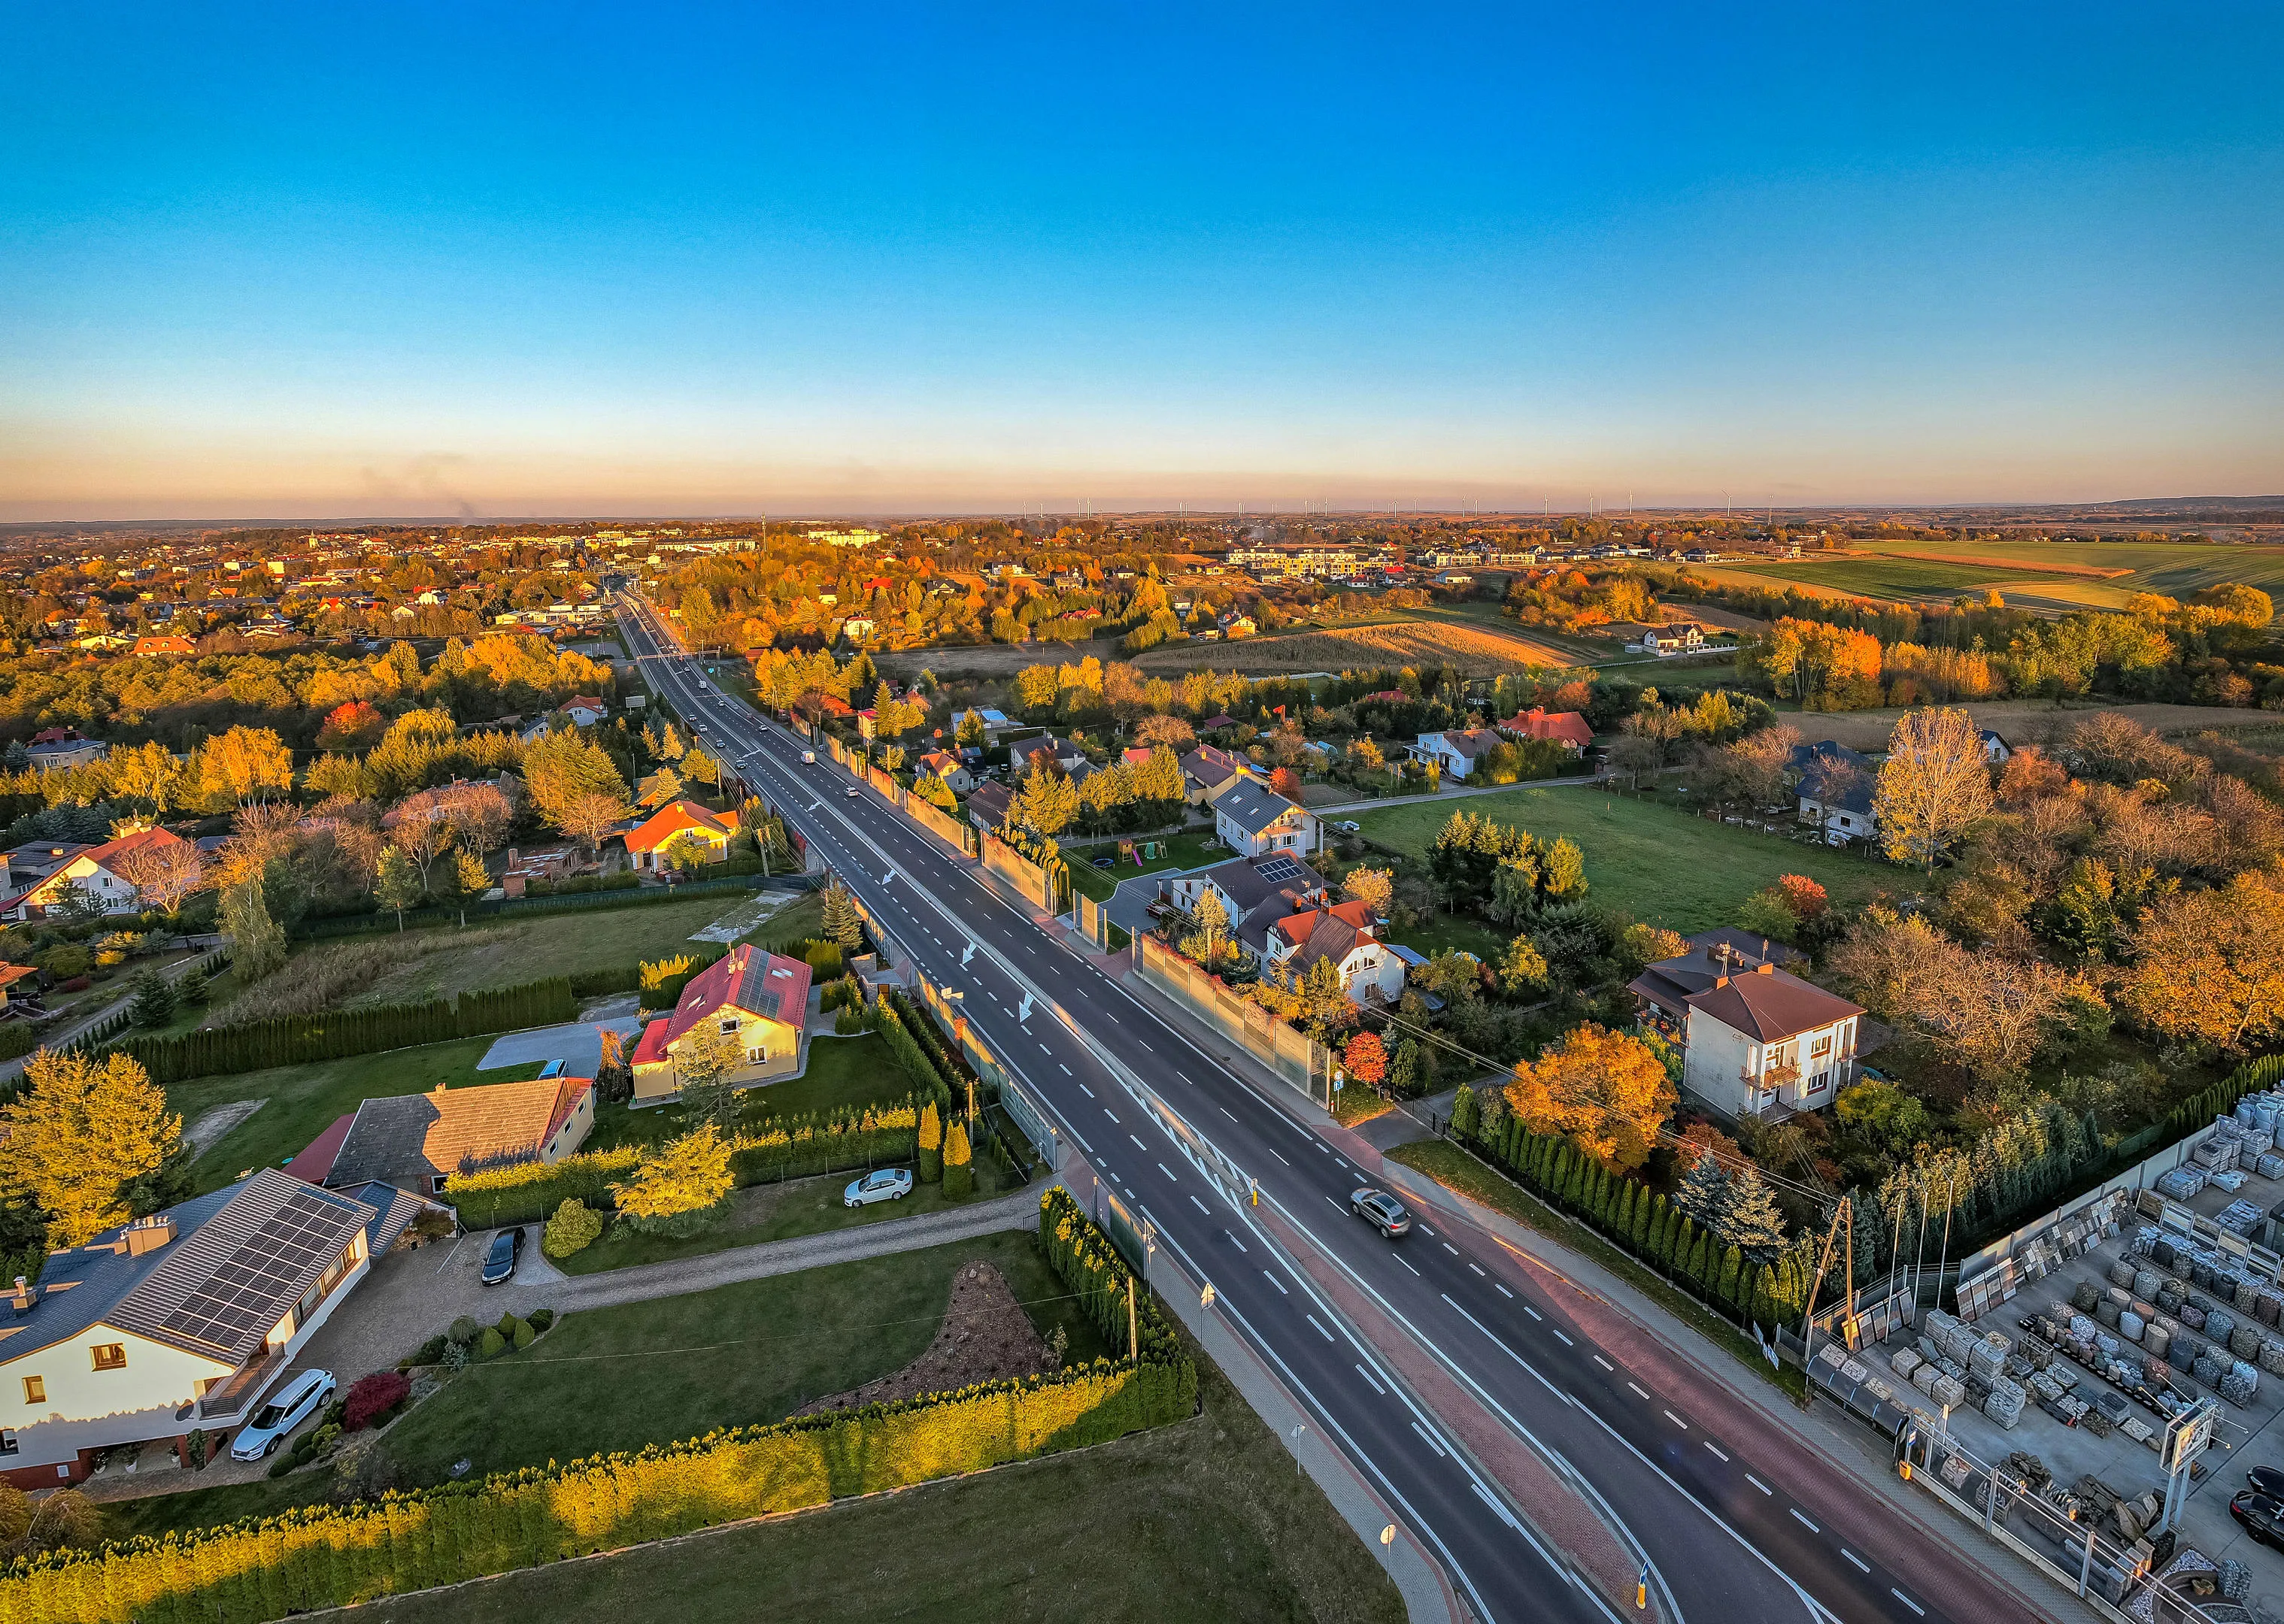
[1500,707,1595,751]
[622,799,734,870]
[132,635,197,656]
[1121,747,1156,768]
[5,825,196,920]
[631,944,811,1104]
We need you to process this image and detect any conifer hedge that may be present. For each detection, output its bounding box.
[0,1359,1190,1624]
[101,978,579,1086]
[1036,1186,1187,1365]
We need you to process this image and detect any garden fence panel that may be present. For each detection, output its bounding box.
[1136,934,1327,1105]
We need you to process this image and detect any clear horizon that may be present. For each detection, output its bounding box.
[5,2,2279,521]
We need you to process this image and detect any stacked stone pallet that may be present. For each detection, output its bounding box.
[2223,1362,2261,1407]
[1984,1377,2027,1429]
[1891,1347,1923,1381]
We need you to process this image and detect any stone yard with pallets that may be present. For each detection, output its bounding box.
[1855,1133,2284,1612]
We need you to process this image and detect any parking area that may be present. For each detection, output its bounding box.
[478,1017,643,1077]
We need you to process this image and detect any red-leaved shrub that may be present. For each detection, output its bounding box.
[343,1370,411,1432]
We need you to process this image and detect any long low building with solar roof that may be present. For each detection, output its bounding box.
[0,1169,378,1487]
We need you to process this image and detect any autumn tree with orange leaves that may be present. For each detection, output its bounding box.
[1503,1023,1675,1173]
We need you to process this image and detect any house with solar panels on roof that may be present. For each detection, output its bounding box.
[0,1169,387,1487]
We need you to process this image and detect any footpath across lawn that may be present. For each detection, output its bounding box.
[1355,783,1916,932]
[351,1339,1403,1624]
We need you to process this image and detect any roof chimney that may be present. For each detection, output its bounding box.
[1755,961,1774,975]
[8,1275,33,1314]
[125,1215,176,1256]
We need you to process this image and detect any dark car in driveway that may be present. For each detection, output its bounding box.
[481,1226,526,1286]
[2250,1466,2284,1501]
[2231,1491,2284,1552]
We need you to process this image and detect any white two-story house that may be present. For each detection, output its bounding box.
[1263,900,1406,1004]
[1627,929,1863,1121]
[1212,778,1320,859]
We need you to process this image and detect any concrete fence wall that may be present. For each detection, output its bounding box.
[1136,934,1327,1105]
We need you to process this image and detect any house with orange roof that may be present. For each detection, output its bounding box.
[5,826,196,920]
[621,799,735,871]
[1262,898,1405,1004]
[1499,707,1595,753]
[630,944,812,1105]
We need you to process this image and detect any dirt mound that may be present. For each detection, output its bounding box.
[795,1260,1054,1416]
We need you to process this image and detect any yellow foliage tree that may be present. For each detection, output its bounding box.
[2122,868,2284,1051]
[1503,1023,1674,1173]
[610,1126,734,1225]
[1874,706,1994,871]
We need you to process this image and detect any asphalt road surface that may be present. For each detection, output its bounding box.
[620,598,2030,1624]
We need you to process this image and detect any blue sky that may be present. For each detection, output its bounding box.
[2,2,2279,517]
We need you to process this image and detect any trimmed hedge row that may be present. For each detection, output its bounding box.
[1457,1107,1815,1333]
[1036,1186,1184,1365]
[875,995,953,1111]
[0,1359,1191,1623]
[102,978,578,1086]
[444,1100,923,1228]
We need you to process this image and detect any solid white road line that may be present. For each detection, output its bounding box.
[1842,1550,1869,1574]
[1354,1363,1385,1395]
[1704,1443,1728,1462]
[1746,1474,1771,1495]
[1789,1509,1818,1532]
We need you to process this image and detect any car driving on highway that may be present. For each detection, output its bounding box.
[1350,1186,1412,1238]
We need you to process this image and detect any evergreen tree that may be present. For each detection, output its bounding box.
[820,881,865,950]
[221,874,286,980]
[942,1120,973,1199]
[375,846,425,931]
[1724,1167,1789,1264]
[1671,1153,1734,1244]
[918,1099,943,1182]
[128,967,176,1030]
[1718,1244,1745,1306]
[1633,1191,1656,1250]
[1449,1083,1479,1141]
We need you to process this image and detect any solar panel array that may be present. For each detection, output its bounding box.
[158,1189,356,1354]
[1254,855,1303,885]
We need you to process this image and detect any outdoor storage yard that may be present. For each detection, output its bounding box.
[1838,1098,2284,1614]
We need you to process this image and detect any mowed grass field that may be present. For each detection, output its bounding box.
[1354,785,1914,932]
[1712,538,2284,618]
[350,1349,1403,1624]
[1136,616,1576,677]
[1718,556,2098,603]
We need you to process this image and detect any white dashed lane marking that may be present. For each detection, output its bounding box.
[1842,1550,1868,1574]
[1664,1410,1688,1429]
[1627,1382,1651,1400]
[1263,1271,1288,1295]
[1592,1355,1613,1372]
[1704,1443,1727,1462]
[1308,1315,1334,1341]
[1494,1283,1513,1298]
[1355,1364,1385,1395]
[1789,1509,1818,1532]
[1746,1474,1772,1495]
[1891,1591,1923,1616]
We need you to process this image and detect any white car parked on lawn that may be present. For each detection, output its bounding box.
[230,1368,335,1461]
[844,1167,915,1208]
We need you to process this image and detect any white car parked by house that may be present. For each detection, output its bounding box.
[230,1368,335,1461]
[844,1168,915,1208]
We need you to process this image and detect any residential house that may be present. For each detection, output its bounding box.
[630,944,812,1105]
[916,750,975,795]
[4,826,195,920]
[1413,727,1502,781]
[1212,777,1321,859]
[325,1074,596,1196]
[1642,623,1705,654]
[1166,853,1328,957]
[966,780,1016,832]
[1788,741,1879,843]
[1263,900,1405,1004]
[1010,735,1087,776]
[1978,729,2011,764]
[1177,744,1248,807]
[24,729,108,771]
[1500,708,1594,753]
[974,708,1014,741]
[1627,930,1862,1120]
[623,800,736,870]
[131,635,196,657]
[0,1171,378,1487]
[564,695,607,727]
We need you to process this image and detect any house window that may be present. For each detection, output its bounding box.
[20,1377,43,1405]
[747,1046,765,1063]
[90,1344,126,1371]
[0,1430,14,1456]
[718,1017,738,1035]
[1809,1034,1834,1061]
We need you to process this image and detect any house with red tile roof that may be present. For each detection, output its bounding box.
[631,944,812,1106]
[1499,707,1595,752]
[622,799,734,871]
[5,826,196,920]
[1263,898,1406,1004]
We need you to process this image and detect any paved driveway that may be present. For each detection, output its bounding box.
[478,1018,642,1077]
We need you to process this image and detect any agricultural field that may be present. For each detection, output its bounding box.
[1776,698,2284,755]
[1137,617,1575,677]
[1353,784,1915,933]
[350,1349,1402,1624]
[1716,556,2105,604]
[1706,538,2284,617]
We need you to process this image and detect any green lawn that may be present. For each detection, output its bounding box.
[1354,783,1916,933]
[554,1160,1016,1275]
[350,1347,1403,1624]
[174,1036,537,1193]
[102,1232,1108,1543]
[588,1031,912,1152]
[1392,914,1509,963]
[1067,830,1220,901]
[354,895,786,1005]
[1721,556,2067,601]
